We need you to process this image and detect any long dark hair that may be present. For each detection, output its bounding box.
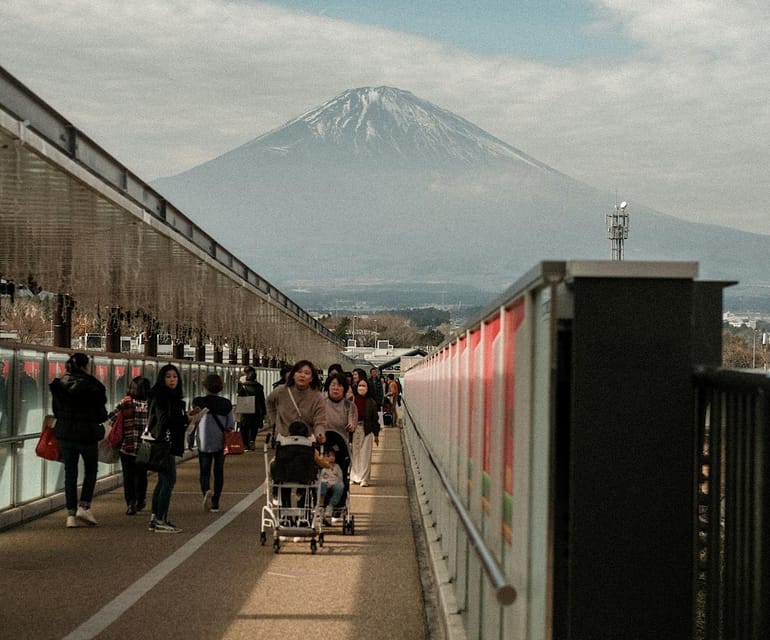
[287,359,321,390]
[354,377,373,399]
[128,376,151,401]
[151,364,184,399]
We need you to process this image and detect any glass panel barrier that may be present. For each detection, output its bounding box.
[143,360,157,388]
[46,353,70,413]
[0,345,277,519]
[113,359,129,403]
[44,452,65,496]
[0,440,12,510]
[18,350,45,436]
[111,359,128,409]
[16,437,43,504]
[0,347,12,438]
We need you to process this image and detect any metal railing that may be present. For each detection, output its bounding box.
[693,366,770,640]
[402,397,517,606]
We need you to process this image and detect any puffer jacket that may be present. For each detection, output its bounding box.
[49,370,108,443]
[147,386,188,457]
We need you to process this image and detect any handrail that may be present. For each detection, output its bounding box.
[0,64,341,347]
[401,398,517,605]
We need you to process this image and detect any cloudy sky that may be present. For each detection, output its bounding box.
[1,0,768,235]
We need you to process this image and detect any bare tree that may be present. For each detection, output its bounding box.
[0,297,50,344]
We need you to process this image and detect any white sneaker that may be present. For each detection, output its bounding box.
[66,515,78,528]
[154,520,182,533]
[202,489,212,512]
[76,506,97,526]
[360,481,369,487]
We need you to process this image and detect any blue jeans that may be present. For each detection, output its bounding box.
[198,450,225,508]
[59,439,98,514]
[321,481,344,507]
[151,456,177,521]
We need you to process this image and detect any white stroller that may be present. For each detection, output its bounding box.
[260,433,324,553]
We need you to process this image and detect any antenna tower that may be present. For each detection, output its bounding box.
[606,201,629,260]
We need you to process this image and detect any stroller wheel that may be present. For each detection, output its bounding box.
[319,532,325,547]
[349,515,355,535]
[260,531,267,546]
[273,538,281,553]
[310,539,318,554]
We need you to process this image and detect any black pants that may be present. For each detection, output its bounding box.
[120,451,148,507]
[239,417,262,448]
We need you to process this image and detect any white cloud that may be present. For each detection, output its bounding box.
[1,0,768,234]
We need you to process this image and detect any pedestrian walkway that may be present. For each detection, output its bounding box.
[0,427,429,640]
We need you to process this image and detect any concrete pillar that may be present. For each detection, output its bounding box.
[53,294,73,348]
[144,321,157,358]
[105,307,121,353]
[195,333,206,362]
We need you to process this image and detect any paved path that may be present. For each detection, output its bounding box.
[0,428,429,640]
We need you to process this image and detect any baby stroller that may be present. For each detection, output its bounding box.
[320,430,355,535]
[260,433,324,553]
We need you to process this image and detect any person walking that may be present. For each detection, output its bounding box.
[386,374,400,427]
[266,359,326,439]
[147,364,197,533]
[109,376,151,515]
[369,367,385,409]
[49,353,108,528]
[192,374,235,513]
[322,371,357,443]
[349,378,380,487]
[237,366,266,450]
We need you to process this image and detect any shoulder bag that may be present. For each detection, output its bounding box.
[135,428,172,471]
[211,412,244,455]
[107,409,124,447]
[35,415,61,461]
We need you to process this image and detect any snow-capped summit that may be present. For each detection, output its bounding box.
[243,86,553,169]
[152,87,770,306]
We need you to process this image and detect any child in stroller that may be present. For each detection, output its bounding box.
[319,430,355,534]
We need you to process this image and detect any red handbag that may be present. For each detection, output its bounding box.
[35,416,61,461]
[107,410,124,447]
[224,430,245,455]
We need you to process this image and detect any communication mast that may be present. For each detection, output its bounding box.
[606,201,629,260]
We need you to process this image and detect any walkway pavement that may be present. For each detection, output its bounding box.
[0,428,430,640]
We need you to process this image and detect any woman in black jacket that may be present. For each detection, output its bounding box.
[237,366,266,450]
[49,353,108,528]
[146,364,196,533]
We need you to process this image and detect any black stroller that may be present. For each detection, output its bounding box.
[260,434,324,553]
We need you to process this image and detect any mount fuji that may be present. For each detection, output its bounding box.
[152,87,770,310]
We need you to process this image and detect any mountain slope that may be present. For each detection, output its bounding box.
[152,86,770,308]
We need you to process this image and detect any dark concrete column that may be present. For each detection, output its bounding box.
[105,307,121,353]
[195,333,206,362]
[53,294,73,348]
[240,347,250,366]
[213,344,223,363]
[172,341,185,359]
[228,342,238,365]
[143,320,157,357]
